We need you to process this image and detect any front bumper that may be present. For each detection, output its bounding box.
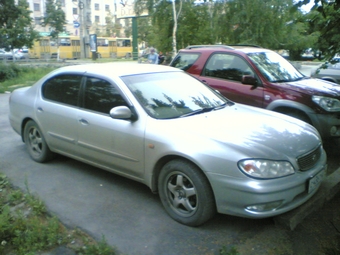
[311,112,340,139]
[207,152,327,218]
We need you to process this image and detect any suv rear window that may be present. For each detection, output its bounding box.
[171,53,200,71]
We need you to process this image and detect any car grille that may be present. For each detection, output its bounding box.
[297,145,322,171]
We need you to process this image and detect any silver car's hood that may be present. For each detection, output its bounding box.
[152,104,320,160]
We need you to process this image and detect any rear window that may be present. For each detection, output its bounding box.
[170,53,200,71]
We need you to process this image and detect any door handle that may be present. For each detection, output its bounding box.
[79,118,89,125]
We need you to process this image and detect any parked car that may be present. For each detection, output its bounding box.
[0,49,13,60]
[311,58,340,84]
[8,63,326,226]
[13,48,29,60]
[170,45,340,141]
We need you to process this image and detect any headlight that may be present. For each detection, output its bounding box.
[312,96,340,112]
[238,159,295,179]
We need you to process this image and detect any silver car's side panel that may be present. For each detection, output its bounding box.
[76,108,146,178]
[35,99,79,156]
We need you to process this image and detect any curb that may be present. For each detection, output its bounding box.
[274,167,340,230]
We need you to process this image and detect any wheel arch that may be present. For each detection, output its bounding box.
[321,77,338,83]
[266,99,315,125]
[21,117,34,142]
[150,155,215,197]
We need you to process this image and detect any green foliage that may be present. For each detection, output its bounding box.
[78,235,116,255]
[105,12,122,37]
[216,0,293,49]
[0,64,57,93]
[0,63,22,82]
[11,216,64,254]
[0,177,66,255]
[0,0,39,50]
[0,174,116,254]
[307,3,340,59]
[219,246,239,255]
[42,0,67,45]
[134,0,339,60]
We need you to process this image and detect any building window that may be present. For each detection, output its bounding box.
[95,16,100,22]
[95,3,99,10]
[60,0,65,7]
[73,8,77,14]
[105,4,110,11]
[34,3,40,11]
[34,17,41,25]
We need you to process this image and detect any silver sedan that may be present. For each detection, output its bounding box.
[311,59,340,84]
[9,63,327,226]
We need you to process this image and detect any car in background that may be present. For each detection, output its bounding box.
[311,58,340,84]
[170,45,340,141]
[8,63,326,226]
[13,48,29,60]
[0,49,13,60]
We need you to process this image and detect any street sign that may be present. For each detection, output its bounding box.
[73,21,80,28]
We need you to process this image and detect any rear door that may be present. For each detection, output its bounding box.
[38,74,82,155]
[197,53,264,107]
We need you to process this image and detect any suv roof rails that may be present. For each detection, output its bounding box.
[185,45,235,50]
[227,44,262,48]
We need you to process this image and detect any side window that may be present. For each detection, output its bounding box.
[83,77,127,114]
[204,54,254,82]
[42,75,82,106]
[171,53,200,71]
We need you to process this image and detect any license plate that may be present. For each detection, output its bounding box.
[308,170,324,193]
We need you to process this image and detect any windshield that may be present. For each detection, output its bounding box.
[248,51,304,82]
[121,72,229,119]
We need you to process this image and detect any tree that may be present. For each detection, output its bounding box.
[105,12,122,37]
[214,0,294,49]
[42,0,67,60]
[0,0,39,53]
[124,19,132,38]
[294,0,340,59]
[134,0,213,55]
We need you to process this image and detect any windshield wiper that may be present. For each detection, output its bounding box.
[292,76,309,81]
[180,104,227,118]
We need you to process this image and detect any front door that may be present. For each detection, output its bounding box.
[77,76,145,179]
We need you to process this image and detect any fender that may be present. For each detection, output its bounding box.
[266,99,320,126]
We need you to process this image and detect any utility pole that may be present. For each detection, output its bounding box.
[79,0,91,59]
[79,1,85,58]
[84,0,91,58]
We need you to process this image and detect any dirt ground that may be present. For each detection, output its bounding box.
[229,191,340,255]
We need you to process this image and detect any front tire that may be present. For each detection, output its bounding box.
[158,159,216,226]
[24,120,55,163]
[285,111,311,124]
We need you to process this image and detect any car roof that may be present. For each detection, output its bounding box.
[55,62,181,77]
[180,45,273,54]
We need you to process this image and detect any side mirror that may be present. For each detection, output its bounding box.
[242,75,258,86]
[110,106,133,120]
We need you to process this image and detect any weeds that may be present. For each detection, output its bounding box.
[0,173,116,254]
[0,64,57,93]
[219,246,239,255]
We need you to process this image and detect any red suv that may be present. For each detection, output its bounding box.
[170,45,340,141]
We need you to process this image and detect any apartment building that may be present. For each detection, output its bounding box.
[27,0,135,36]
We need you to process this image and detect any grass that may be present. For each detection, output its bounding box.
[0,173,116,255]
[0,64,57,93]
[0,58,136,93]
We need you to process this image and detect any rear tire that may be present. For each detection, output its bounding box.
[24,120,55,163]
[158,159,216,226]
